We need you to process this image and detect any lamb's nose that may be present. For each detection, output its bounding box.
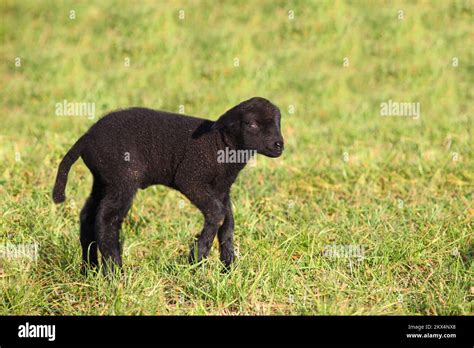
[274,141,284,151]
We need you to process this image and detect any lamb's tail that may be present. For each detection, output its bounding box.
[52,135,86,204]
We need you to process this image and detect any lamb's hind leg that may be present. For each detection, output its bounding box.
[80,178,103,273]
[95,185,136,275]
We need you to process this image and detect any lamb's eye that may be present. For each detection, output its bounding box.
[246,121,259,129]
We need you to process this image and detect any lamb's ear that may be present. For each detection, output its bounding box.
[211,111,239,131]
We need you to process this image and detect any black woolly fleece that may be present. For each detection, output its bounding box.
[53,97,284,274]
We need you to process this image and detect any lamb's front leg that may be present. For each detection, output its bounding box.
[182,188,226,264]
[218,195,235,269]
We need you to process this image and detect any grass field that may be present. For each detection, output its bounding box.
[1,0,472,315]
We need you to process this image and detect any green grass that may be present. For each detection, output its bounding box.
[0,0,472,315]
